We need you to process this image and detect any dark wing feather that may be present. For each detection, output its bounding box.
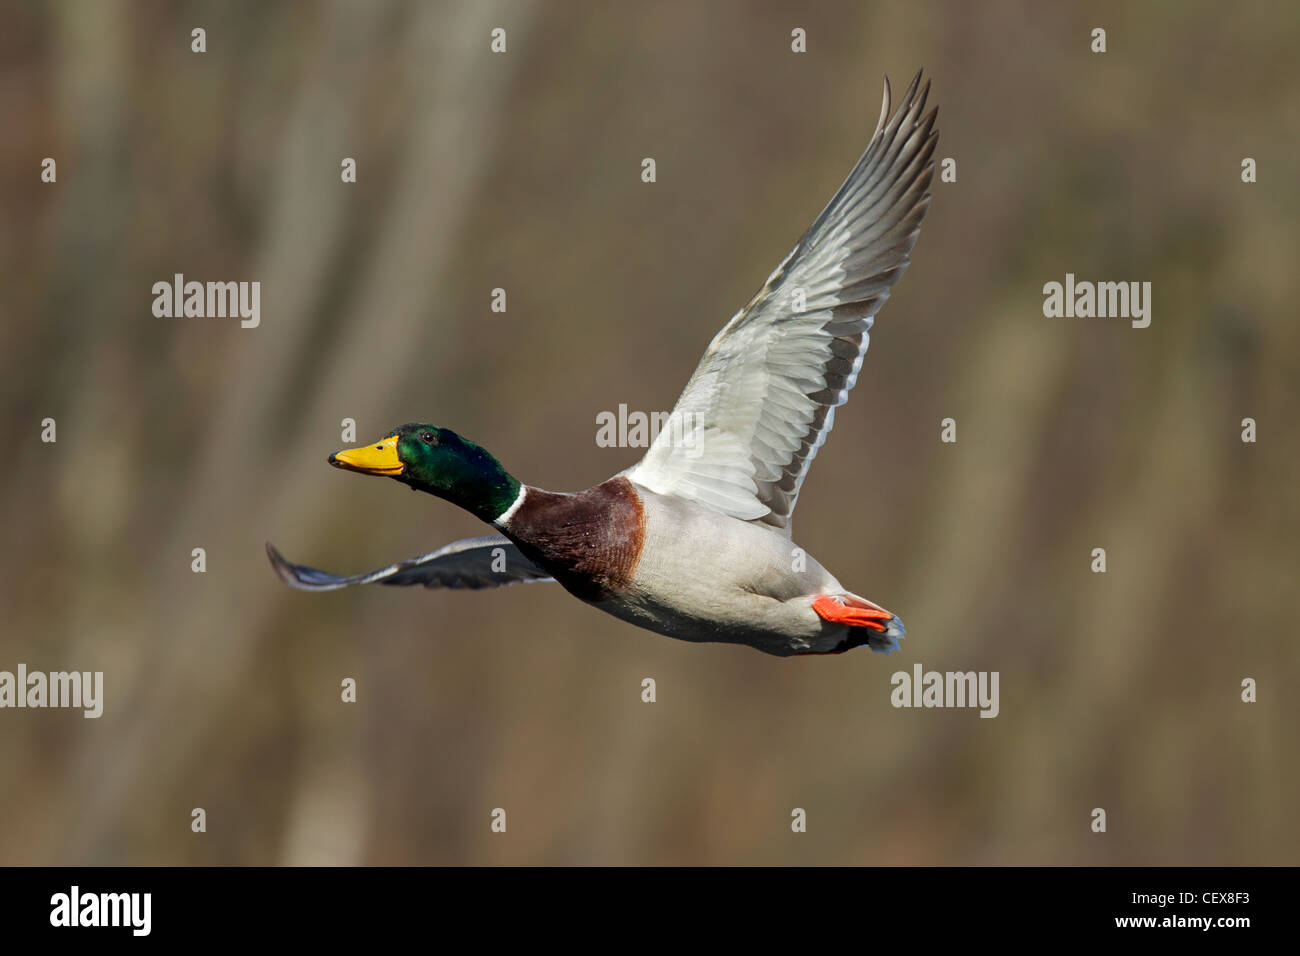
[266,535,553,592]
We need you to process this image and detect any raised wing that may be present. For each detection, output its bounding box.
[625,72,937,531]
[266,535,553,591]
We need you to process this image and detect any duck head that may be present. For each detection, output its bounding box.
[329,423,521,523]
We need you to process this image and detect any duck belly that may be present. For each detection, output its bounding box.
[593,488,849,656]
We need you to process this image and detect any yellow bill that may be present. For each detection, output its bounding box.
[329,434,403,476]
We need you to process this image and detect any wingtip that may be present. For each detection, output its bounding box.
[265,541,298,586]
[902,69,922,103]
[878,69,931,134]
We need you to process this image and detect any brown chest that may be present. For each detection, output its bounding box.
[504,477,646,602]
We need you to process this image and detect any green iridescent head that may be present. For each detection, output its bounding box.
[329,423,520,522]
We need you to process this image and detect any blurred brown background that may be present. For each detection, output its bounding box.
[1,0,1296,865]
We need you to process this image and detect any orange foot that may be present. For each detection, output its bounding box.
[812,595,892,632]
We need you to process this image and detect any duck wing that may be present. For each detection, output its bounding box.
[624,71,937,531]
[266,535,553,591]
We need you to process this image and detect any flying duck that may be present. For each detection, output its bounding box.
[269,72,937,656]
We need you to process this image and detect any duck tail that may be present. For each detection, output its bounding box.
[841,592,906,654]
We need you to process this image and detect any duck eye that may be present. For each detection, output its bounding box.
[421,431,436,444]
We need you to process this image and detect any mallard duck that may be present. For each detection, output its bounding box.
[269,72,937,657]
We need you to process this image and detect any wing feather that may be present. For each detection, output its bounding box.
[624,71,937,531]
[266,535,553,592]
